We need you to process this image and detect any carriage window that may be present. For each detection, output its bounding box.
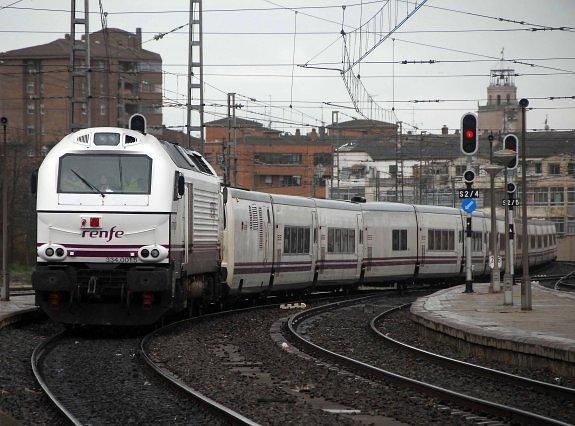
[530,236,535,248]
[472,232,482,252]
[283,226,310,254]
[392,229,408,251]
[328,227,355,253]
[58,154,152,194]
[537,235,542,248]
[428,229,454,251]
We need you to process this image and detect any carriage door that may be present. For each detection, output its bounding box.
[356,213,364,276]
[311,210,319,279]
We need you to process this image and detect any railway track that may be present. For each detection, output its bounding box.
[30,327,235,425]
[285,295,573,426]
[371,303,575,401]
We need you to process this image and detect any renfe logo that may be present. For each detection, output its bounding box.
[81,226,125,242]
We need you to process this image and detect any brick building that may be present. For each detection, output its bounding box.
[0,28,162,153]
[327,119,397,138]
[205,117,282,141]
[203,121,333,198]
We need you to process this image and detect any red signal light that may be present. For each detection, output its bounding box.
[89,217,100,228]
[465,129,475,139]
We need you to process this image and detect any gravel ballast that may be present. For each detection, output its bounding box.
[303,297,575,424]
[149,292,470,425]
[0,319,65,424]
[39,328,224,425]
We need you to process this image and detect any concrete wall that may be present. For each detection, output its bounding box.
[557,235,575,261]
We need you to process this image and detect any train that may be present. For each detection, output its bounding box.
[31,121,557,325]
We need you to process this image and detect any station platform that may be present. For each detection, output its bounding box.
[0,294,37,327]
[411,282,575,374]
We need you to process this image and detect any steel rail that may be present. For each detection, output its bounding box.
[140,291,392,426]
[286,296,571,426]
[31,330,82,426]
[370,303,575,401]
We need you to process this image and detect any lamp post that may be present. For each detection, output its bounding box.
[1,116,8,301]
[484,164,504,293]
[519,98,531,310]
[493,148,519,303]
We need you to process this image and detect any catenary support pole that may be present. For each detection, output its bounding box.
[520,99,531,310]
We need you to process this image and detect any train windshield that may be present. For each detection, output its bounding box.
[58,154,152,194]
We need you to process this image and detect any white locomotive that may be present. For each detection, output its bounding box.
[32,121,557,325]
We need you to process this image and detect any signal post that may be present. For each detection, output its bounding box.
[502,134,519,305]
[460,113,479,293]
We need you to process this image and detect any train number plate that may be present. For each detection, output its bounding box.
[105,257,138,263]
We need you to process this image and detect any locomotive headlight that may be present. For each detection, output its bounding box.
[138,245,168,262]
[38,244,67,261]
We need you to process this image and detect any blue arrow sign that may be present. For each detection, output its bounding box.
[460,198,477,214]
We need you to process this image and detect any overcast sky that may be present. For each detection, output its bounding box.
[1,0,574,135]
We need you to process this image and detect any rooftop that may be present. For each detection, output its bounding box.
[0,28,160,61]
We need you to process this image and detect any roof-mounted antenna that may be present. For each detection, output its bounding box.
[129,113,147,134]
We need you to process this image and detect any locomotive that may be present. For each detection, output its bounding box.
[32,120,557,325]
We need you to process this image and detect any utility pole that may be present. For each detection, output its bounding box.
[69,0,91,132]
[225,93,236,186]
[399,121,404,202]
[187,0,205,152]
[332,111,340,196]
[395,122,399,201]
[519,98,531,310]
[1,117,9,301]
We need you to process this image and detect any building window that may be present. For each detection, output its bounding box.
[100,104,107,116]
[548,163,561,175]
[392,229,408,251]
[27,102,35,115]
[40,104,45,115]
[389,164,398,176]
[506,93,510,104]
[455,165,466,176]
[567,218,575,235]
[138,62,162,72]
[279,175,301,187]
[254,153,302,165]
[497,94,501,105]
[533,187,548,205]
[313,153,332,166]
[283,226,310,255]
[549,187,564,205]
[428,229,454,251]
[568,187,575,204]
[81,103,87,115]
[534,162,542,174]
[569,163,575,176]
[27,124,35,135]
[100,82,105,95]
[26,82,35,94]
[549,218,565,235]
[26,62,38,74]
[327,228,355,254]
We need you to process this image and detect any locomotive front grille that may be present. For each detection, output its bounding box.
[76,269,128,299]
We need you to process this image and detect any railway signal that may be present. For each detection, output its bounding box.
[460,113,478,156]
[460,113,477,294]
[503,134,519,170]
